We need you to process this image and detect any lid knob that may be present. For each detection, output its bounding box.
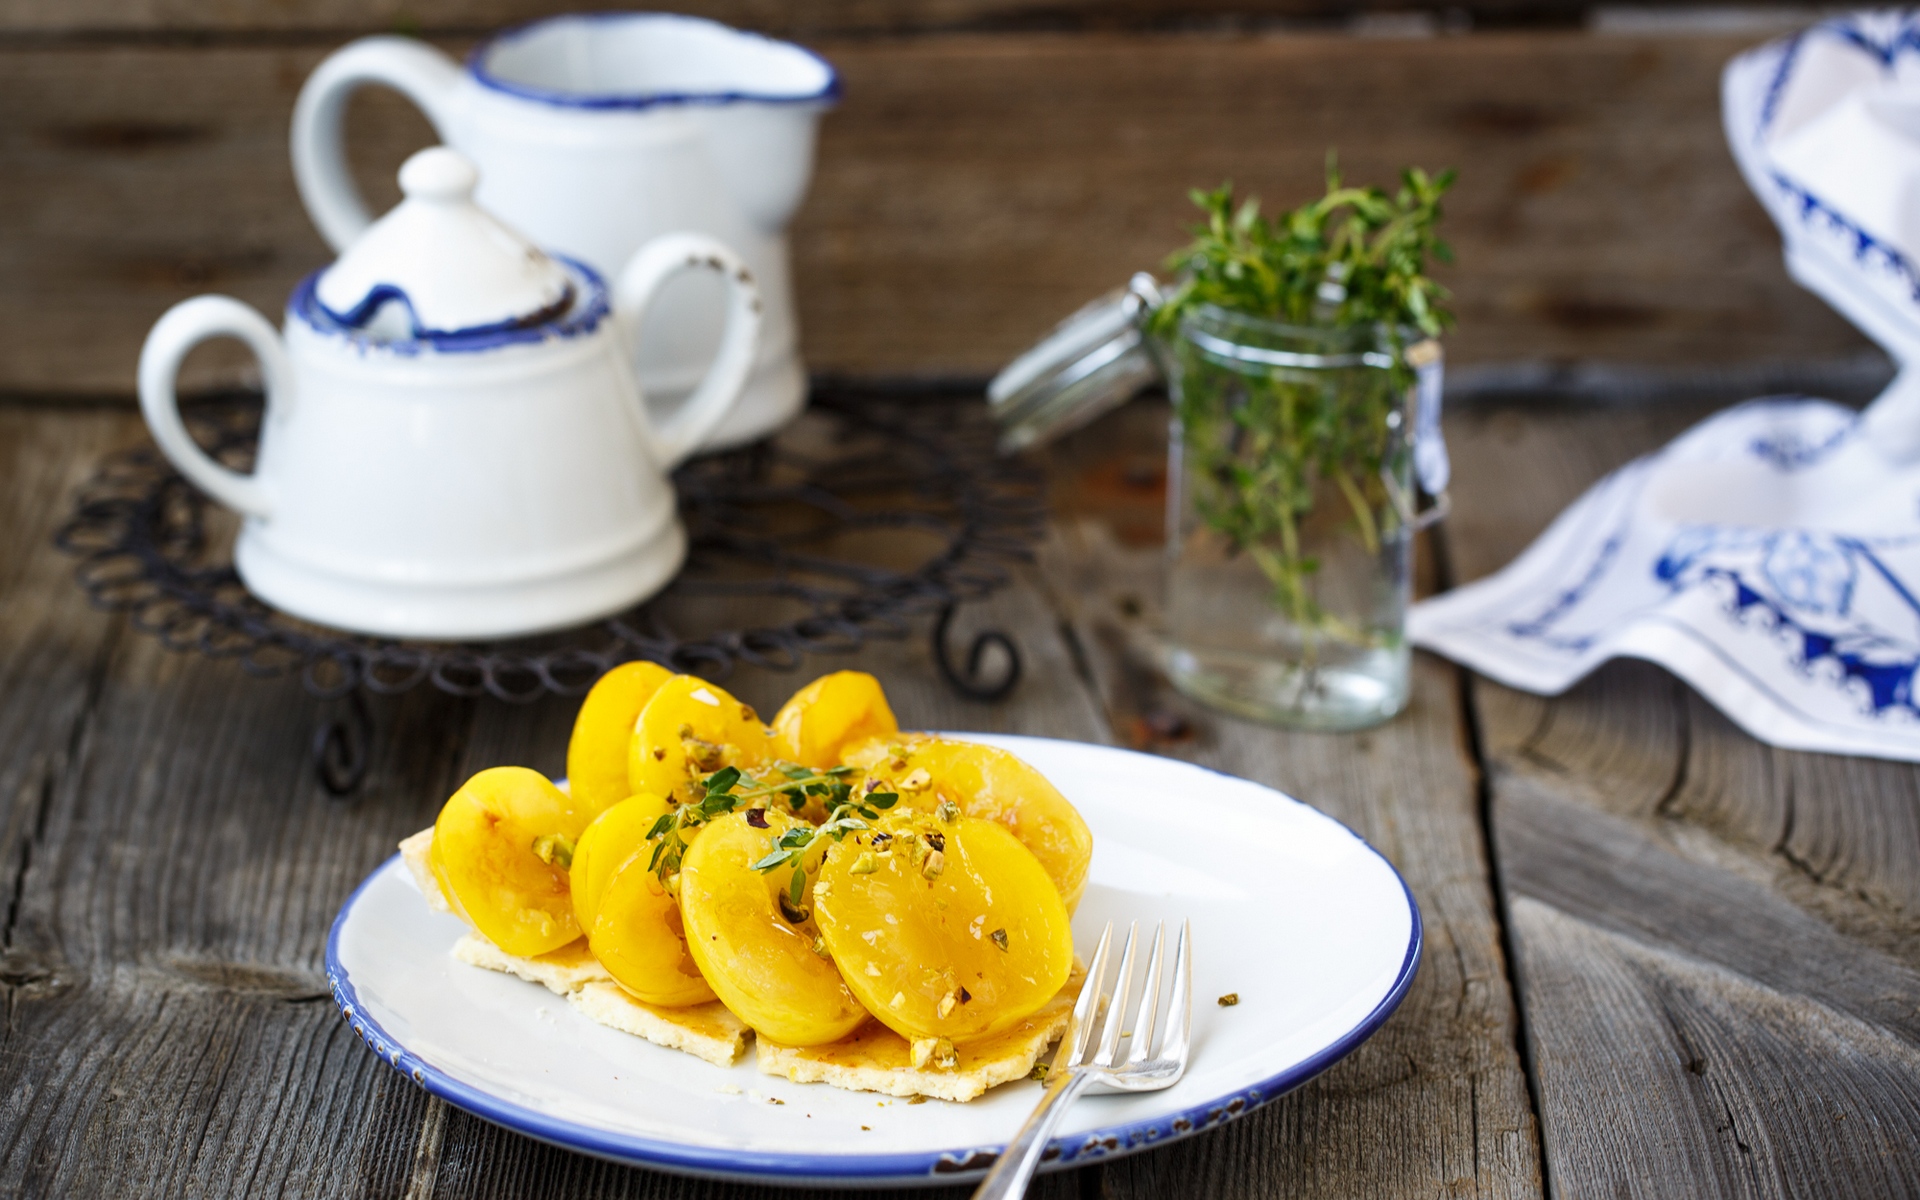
[397,147,479,204]
[313,148,575,341]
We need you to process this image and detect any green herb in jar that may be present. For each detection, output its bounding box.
[1146,161,1454,648]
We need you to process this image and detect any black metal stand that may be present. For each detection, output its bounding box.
[56,387,1045,792]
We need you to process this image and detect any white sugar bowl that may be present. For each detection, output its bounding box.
[137,147,760,640]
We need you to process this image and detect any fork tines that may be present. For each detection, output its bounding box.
[1062,918,1192,1082]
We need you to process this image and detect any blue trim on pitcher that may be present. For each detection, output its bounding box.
[468,13,841,112]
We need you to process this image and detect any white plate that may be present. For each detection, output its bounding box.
[327,734,1420,1187]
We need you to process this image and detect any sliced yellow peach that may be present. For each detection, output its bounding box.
[568,792,715,1006]
[430,767,588,957]
[814,811,1074,1044]
[772,671,900,770]
[591,854,717,1008]
[628,675,776,804]
[565,661,674,816]
[846,736,1094,912]
[679,809,868,1045]
[569,792,673,932]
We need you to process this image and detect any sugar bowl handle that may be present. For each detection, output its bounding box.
[616,234,763,467]
[138,296,287,518]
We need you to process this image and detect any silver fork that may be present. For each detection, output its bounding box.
[972,920,1193,1200]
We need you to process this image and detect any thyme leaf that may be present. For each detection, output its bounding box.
[648,762,858,887]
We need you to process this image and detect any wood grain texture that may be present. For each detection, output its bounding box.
[0,409,133,995]
[1510,895,1920,1199]
[0,28,1870,397]
[1029,400,1542,1199]
[0,0,1681,38]
[1442,397,1920,1197]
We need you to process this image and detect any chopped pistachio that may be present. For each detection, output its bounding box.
[1217,992,1240,1007]
[530,833,575,870]
[990,928,1009,951]
[810,936,831,960]
[1028,1062,1049,1082]
[921,849,946,879]
[909,1037,957,1070]
[682,736,725,772]
[923,831,946,854]
[935,799,959,823]
[849,851,878,875]
[889,992,906,1010]
[898,767,932,792]
[937,992,957,1019]
[739,703,757,722]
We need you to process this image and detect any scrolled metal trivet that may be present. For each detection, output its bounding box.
[55,387,1044,794]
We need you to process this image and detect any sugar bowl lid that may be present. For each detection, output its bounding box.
[314,147,574,340]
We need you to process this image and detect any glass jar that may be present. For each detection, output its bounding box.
[1154,304,1427,730]
[986,276,1447,732]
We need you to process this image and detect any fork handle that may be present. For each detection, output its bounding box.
[972,1068,1097,1200]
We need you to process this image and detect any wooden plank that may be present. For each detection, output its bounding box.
[0,0,1665,39]
[1510,895,1920,1200]
[0,406,440,1195]
[0,408,135,996]
[1441,396,1920,1196]
[1029,399,1542,1199]
[0,402,1107,1196]
[0,29,1870,398]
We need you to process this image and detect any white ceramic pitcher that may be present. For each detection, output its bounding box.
[291,14,834,451]
[139,148,761,641]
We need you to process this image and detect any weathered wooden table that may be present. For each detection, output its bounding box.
[1,390,1915,1198]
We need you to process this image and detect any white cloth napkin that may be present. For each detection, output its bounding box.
[1409,12,1920,761]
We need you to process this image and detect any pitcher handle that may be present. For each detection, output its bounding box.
[138,296,287,518]
[616,234,764,467]
[291,36,462,252]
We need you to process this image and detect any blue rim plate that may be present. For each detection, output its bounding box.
[327,734,1421,1186]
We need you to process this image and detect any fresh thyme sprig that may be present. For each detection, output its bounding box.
[1147,161,1455,341]
[644,762,861,885]
[1145,162,1455,651]
[750,784,899,913]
